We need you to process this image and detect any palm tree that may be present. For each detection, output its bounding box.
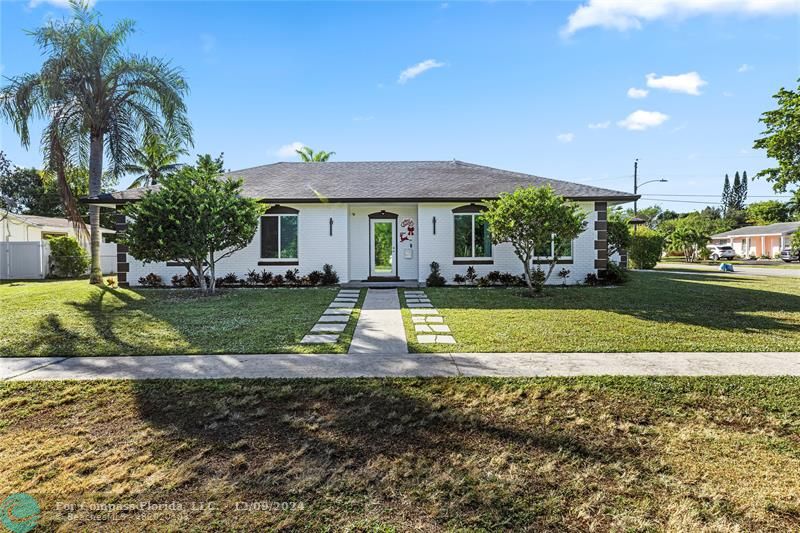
[1,2,191,283]
[125,129,188,188]
[295,146,335,162]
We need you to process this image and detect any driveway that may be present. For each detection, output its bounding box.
[653,262,800,278]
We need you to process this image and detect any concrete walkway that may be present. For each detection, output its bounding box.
[347,289,408,354]
[2,352,799,381]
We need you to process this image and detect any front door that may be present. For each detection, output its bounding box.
[370,218,396,277]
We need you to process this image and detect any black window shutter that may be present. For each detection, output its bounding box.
[261,217,279,258]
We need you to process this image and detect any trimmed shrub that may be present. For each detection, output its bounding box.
[321,264,339,285]
[246,269,260,286]
[584,272,600,286]
[48,236,89,278]
[605,262,629,285]
[271,274,284,286]
[284,268,299,285]
[465,266,477,284]
[628,231,665,270]
[307,270,323,286]
[426,261,446,287]
[139,273,165,288]
[453,273,466,285]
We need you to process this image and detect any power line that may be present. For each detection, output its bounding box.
[642,198,731,205]
[641,194,793,198]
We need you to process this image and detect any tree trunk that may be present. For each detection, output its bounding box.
[208,253,216,295]
[88,132,104,284]
[195,260,208,295]
[521,251,534,295]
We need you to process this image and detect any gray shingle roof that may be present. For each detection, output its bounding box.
[86,160,638,204]
[712,221,800,239]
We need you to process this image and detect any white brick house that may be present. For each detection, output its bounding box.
[87,161,637,286]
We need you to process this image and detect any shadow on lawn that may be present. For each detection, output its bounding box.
[429,272,800,333]
[131,379,643,529]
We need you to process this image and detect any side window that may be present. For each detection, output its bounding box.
[261,213,298,259]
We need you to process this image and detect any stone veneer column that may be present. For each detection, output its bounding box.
[594,201,608,278]
[115,212,130,287]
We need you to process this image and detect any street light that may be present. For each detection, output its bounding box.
[633,159,667,215]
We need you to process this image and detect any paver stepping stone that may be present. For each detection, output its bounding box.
[311,323,347,333]
[415,325,433,333]
[406,293,426,297]
[318,315,350,323]
[407,303,433,308]
[301,334,339,344]
[323,308,352,315]
[411,316,427,323]
[417,335,456,344]
[410,309,438,315]
[333,298,358,303]
[425,316,444,323]
[329,302,355,309]
[430,324,451,333]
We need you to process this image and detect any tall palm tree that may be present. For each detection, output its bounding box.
[1,1,191,283]
[125,129,188,188]
[296,146,335,162]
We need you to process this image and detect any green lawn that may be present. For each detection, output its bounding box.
[0,280,363,356]
[403,271,800,352]
[1,377,798,530]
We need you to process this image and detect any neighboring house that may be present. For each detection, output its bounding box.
[87,160,638,287]
[0,211,116,280]
[711,221,800,258]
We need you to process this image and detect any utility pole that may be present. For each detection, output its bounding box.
[633,158,638,216]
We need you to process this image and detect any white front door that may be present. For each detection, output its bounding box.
[370,218,396,277]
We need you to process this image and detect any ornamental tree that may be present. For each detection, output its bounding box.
[753,80,800,193]
[483,186,587,293]
[120,161,263,294]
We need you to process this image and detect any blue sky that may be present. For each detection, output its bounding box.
[1,0,798,211]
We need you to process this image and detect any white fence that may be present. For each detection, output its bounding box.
[0,241,116,280]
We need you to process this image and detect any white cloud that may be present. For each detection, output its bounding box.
[646,71,707,95]
[398,59,445,84]
[588,121,611,129]
[617,110,669,131]
[276,141,306,158]
[29,0,95,7]
[556,132,575,143]
[627,87,648,99]
[561,0,797,36]
[737,63,753,73]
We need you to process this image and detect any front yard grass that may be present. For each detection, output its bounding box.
[0,280,363,356]
[404,271,800,353]
[1,377,798,530]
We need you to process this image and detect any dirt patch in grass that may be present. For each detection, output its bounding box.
[1,377,798,530]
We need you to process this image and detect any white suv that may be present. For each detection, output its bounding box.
[707,245,736,261]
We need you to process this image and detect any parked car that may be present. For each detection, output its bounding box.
[707,245,736,261]
[780,247,800,262]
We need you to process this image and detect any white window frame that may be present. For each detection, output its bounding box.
[261,214,299,260]
[454,213,492,259]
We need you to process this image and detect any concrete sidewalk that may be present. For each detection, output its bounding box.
[2,352,799,381]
